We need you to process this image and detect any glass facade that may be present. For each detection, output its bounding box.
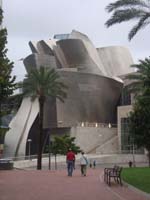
[120,87,131,106]
[121,117,144,154]
[121,117,130,153]
[53,34,70,40]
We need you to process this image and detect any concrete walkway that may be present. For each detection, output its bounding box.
[0,168,149,200]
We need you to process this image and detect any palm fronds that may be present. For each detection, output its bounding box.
[105,8,144,27]
[22,66,67,100]
[125,57,150,96]
[106,0,149,13]
[128,13,150,40]
[105,0,150,40]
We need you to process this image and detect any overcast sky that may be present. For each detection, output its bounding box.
[3,0,150,81]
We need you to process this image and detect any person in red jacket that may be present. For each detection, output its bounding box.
[66,148,75,176]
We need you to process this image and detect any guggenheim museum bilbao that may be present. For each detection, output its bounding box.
[4,30,136,158]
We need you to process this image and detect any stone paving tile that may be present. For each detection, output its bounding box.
[0,169,149,200]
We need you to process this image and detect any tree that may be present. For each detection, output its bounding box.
[0,8,16,137]
[126,57,150,166]
[105,0,150,40]
[22,67,67,170]
[129,98,150,166]
[48,134,81,169]
[5,93,23,113]
[51,134,81,155]
[126,57,150,96]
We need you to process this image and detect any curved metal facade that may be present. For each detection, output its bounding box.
[43,71,123,129]
[4,30,134,158]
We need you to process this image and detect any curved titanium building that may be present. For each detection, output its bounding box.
[4,30,134,158]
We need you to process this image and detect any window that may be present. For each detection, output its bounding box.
[121,118,144,154]
[53,34,70,40]
[120,88,131,106]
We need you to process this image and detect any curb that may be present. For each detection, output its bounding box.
[122,181,150,199]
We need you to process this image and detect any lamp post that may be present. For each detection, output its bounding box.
[27,139,32,160]
[132,141,136,167]
[108,123,112,128]
[48,133,51,170]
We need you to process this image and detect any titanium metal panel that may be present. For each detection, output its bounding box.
[43,71,123,129]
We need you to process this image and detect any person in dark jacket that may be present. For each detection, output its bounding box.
[66,148,75,176]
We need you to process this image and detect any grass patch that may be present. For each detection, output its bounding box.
[122,167,150,193]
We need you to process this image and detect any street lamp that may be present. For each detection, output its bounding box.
[132,140,136,167]
[27,139,32,160]
[48,133,51,170]
[108,123,112,128]
[81,122,84,127]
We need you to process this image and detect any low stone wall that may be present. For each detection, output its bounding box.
[88,154,148,166]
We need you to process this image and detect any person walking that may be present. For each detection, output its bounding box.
[66,148,75,176]
[80,152,88,176]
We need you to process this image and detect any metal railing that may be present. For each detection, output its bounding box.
[77,122,117,128]
[5,151,147,170]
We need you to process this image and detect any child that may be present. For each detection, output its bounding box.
[89,160,92,168]
[128,160,132,168]
[93,160,96,168]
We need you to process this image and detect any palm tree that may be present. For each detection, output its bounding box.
[126,57,150,96]
[105,0,150,40]
[22,66,67,170]
[126,57,150,166]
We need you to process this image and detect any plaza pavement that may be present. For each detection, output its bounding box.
[0,168,149,200]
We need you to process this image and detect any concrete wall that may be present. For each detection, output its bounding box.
[71,126,117,154]
[96,136,118,154]
[89,154,148,165]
